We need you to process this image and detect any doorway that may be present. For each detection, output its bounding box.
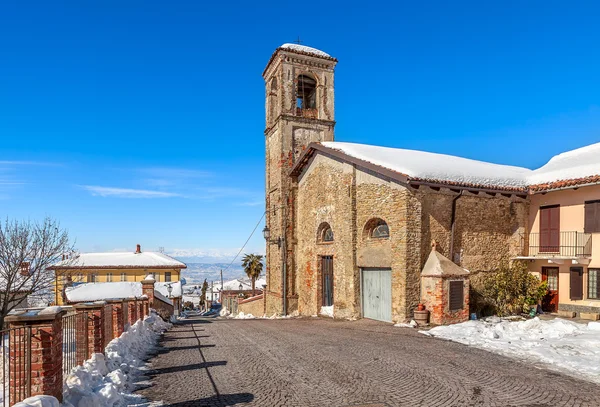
[541,267,559,312]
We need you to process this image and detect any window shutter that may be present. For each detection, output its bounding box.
[585,202,596,233]
[570,267,583,300]
[449,280,464,311]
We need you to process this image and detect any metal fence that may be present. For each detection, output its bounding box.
[1,326,31,407]
[527,231,592,257]
[62,312,88,377]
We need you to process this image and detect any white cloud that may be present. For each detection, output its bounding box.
[81,185,182,198]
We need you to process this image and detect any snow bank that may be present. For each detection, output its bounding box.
[422,317,600,383]
[63,312,171,407]
[320,306,334,318]
[13,395,59,407]
[66,282,142,303]
[234,312,255,320]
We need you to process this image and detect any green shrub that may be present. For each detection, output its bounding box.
[478,262,548,316]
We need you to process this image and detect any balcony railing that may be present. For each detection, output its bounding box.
[526,231,592,257]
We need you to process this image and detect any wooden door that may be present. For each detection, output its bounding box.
[541,267,559,312]
[362,268,392,322]
[540,205,560,253]
[321,256,334,307]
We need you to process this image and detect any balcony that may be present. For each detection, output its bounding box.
[525,231,592,258]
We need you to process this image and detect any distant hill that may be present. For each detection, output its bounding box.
[180,263,245,285]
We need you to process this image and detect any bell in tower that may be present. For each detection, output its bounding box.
[263,43,338,316]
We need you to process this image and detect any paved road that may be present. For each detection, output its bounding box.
[137,316,600,407]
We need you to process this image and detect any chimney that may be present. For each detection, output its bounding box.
[135,244,142,254]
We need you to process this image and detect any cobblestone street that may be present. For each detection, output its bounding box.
[137,316,600,407]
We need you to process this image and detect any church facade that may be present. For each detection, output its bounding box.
[262,44,529,322]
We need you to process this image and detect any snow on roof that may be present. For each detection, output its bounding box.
[155,281,182,298]
[316,141,600,192]
[66,282,142,302]
[154,290,173,306]
[280,43,331,58]
[50,251,186,270]
[321,142,532,190]
[527,142,600,186]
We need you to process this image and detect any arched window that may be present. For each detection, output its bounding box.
[296,74,317,115]
[364,218,390,239]
[317,222,334,243]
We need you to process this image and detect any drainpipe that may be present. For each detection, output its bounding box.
[281,204,288,316]
[449,191,464,263]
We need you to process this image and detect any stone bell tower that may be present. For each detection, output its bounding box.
[263,43,337,315]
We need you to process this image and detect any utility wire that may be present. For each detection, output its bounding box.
[222,211,266,273]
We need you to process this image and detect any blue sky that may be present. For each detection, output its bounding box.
[1,1,599,257]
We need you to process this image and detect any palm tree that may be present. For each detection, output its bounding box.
[241,253,264,296]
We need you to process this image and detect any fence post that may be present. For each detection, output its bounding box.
[107,300,124,340]
[128,298,138,326]
[6,307,67,404]
[74,301,107,356]
[122,299,130,331]
[137,298,145,320]
[142,297,149,317]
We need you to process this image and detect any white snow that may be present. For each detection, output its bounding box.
[320,141,600,189]
[63,311,171,407]
[422,317,600,383]
[66,282,142,302]
[51,251,186,269]
[13,395,60,407]
[153,290,172,306]
[527,142,600,185]
[395,320,418,328]
[38,306,63,315]
[234,312,256,319]
[280,43,330,58]
[155,281,182,298]
[320,305,334,318]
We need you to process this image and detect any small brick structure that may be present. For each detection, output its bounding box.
[6,307,67,403]
[420,244,470,325]
[107,299,126,339]
[127,298,139,326]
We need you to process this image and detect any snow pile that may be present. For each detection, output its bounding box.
[280,43,330,58]
[234,312,256,320]
[422,317,600,383]
[13,395,60,407]
[320,306,334,318]
[219,308,230,317]
[51,251,185,269]
[63,312,171,407]
[395,320,418,328]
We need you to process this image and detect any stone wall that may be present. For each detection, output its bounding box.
[295,153,529,323]
[238,295,265,317]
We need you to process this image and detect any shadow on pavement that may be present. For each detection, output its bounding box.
[163,393,254,407]
[149,361,227,375]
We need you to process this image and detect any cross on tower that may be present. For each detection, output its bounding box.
[294,36,302,45]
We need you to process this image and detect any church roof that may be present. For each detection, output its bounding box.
[291,141,600,194]
[279,43,331,58]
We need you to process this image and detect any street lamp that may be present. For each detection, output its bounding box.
[239,283,243,291]
[166,284,173,298]
[262,226,283,248]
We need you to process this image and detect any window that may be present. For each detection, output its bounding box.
[364,218,390,240]
[120,273,127,282]
[589,269,599,299]
[296,74,317,113]
[570,267,584,300]
[106,273,113,282]
[75,273,84,282]
[165,272,172,282]
[585,201,600,233]
[88,273,98,283]
[449,280,464,311]
[317,223,334,244]
[539,205,560,252]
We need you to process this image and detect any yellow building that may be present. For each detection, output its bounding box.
[49,244,186,305]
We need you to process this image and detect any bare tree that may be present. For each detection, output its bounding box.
[0,217,75,327]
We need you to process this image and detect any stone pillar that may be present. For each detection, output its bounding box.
[107,300,125,339]
[6,307,67,404]
[142,297,149,318]
[141,275,156,308]
[75,311,89,365]
[74,301,107,355]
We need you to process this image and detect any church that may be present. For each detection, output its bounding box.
[261,43,600,323]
